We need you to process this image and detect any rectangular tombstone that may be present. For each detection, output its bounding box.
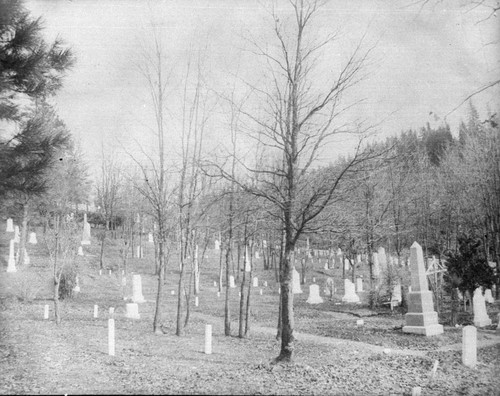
[356,277,363,292]
[29,232,37,244]
[44,304,49,320]
[204,325,212,354]
[7,239,16,272]
[462,325,476,368]
[132,274,145,303]
[108,319,115,356]
[6,218,14,232]
[125,303,140,319]
[94,305,98,318]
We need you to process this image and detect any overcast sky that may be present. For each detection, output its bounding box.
[26,0,500,177]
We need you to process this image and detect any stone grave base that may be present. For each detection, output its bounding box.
[402,323,443,336]
[474,317,492,327]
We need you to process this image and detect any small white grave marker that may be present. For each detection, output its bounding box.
[462,325,477,368]
[252,277,258,287]
[29,232,37,244]
[7,239,16,273]
[195,296,199,307]
[264,281,268,287]
[204,324,212,354]
[109,307,115,317]
[217,291,220,298]
[44,304,49,319]
[213,281,217,287]
[306,284,323,304]
[171,290,175,295]
[229,275,235,288]
[6,218,14,232]
[132,274,145,303]
[78,246,83,256]
[356,319,364,327]
[108,318,115,356]
[125,303,140,319]
[99,269,102,276]
[259,289,263,295]
[93,305,98,318]
[431,360,439,378]
[108,269,112,275]
[13,225,20,243]
[411,387,422,396]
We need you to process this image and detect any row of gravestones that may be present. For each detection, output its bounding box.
[5,218,38,272]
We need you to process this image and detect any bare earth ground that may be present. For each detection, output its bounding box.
[1,230,499,395]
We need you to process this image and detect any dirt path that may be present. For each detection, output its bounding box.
[192,312,429,356]
[192,311,500,358]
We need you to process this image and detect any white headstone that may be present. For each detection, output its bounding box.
[306,284,324,304]
[356,277,363,292]
[473,288,491,327]
[344,258,350,271]
[373,252,380,277]
[392,283,402,304]
[81,215,91,245]
[229,275,235,288]
[213,281,217,287]
[378,247,387,269]
[292,268,302,294]
[29,232,37,244]
[93,305,98,318]
[204,324,212,354]
[13,225,20,243]
[132,274,145,303]
[217,291,220,298]
[171,290,175,295]
[78,246,84,256]
[6,218,14,232]
[324,262,328,270]
[44,304,49,319]
[125,303,140,319]
[244,246,251,272]
[148,233,154,243]
[73,276,80,293]
[7,239,16,272]
[255,251,260,259]
[462,325,476,368]
[259,288,263,295]
[108,269,112,275]
[214,240,220,250]
[108,318,115,356]
[484,289,494,303]
[342,279,360,303]
[99,269,102,276]
[109,307,115,317]
[195,296,199,307]
[264,281,268,287]
[252,277,258,287]
[135,246,143,258]
[356,319,364,327]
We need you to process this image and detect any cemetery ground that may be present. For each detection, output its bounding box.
[1,232,500,395]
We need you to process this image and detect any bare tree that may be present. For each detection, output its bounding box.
[131,29,173,334]
[209,0,378,362]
